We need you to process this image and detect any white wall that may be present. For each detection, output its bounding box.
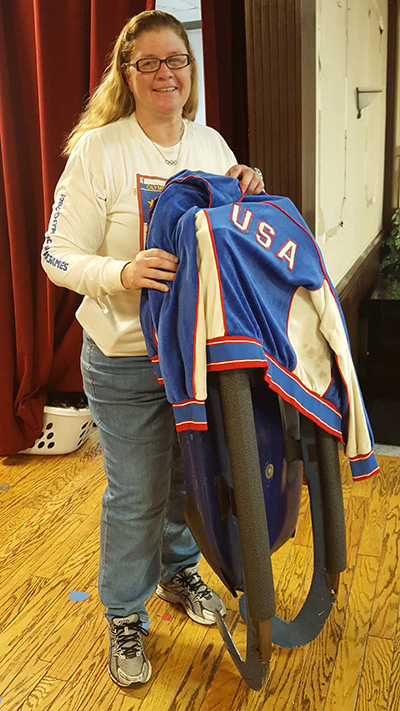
[316,0,388,285]
[186,26,206,125]
[156,1,205,124]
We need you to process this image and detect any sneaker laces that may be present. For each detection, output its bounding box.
[113,618,149,659]
[173,569,213,600]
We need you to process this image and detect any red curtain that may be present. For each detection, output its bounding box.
[201,0,248,164]
[0,0,153,454]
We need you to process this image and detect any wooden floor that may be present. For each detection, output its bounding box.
[0,429,399,711]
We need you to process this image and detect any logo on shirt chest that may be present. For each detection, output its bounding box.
[137,175,167,249]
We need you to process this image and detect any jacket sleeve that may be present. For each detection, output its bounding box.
[41,144,127,297]
[309,279,378,477]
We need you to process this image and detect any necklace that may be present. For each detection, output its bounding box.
[138,121,185,166]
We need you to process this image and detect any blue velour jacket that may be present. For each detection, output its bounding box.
[140,170,379,481]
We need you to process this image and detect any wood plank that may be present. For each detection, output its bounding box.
[0,654,50,711]
[0,512,87,581]
[0,576,49,633]
[349,474,374,500]
[290,546,314,618]
[0,477,102,596]
[271,537,296,586]
[338,451,354,508]
[193,613,247,711]
[0,512,95,597]
[323,555,380,711]
[25,456,104,517]
[0,453,59,487]
[53,527,100,590]
[35,506,101,579]
[292,593,348,711]
[107,693,142,711]
[0,578,80,677]
[390,457,400,498]
[246,645,308,711]
[0,467,102,566]
[387,597,400,711]
[154,617,230,711]
[358,456,394,557]
[355,636,392,711]
[38,585,101,664]
[73,478,104,516]
[0,579,98,691]
[274,545,313,620]
[15,676,66,711]
[43,629,120,711]
[0,483,103,575]
[0,430,101,488]
[45,591,105,681]
[369,495,400,639]
[293,497,313,547]
[344,496,368,571]
[0,439,103,522]
[195,661,242,711]
[1,535,101,672]
[1,505,44,544]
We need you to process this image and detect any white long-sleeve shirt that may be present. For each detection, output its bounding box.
[42,114,236,356]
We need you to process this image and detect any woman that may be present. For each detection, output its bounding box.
[42,10,264,688]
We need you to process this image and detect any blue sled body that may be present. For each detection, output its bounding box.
[179,369,303,597]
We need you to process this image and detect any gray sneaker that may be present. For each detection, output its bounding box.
[108,613,152,687]
[156,565,226,625]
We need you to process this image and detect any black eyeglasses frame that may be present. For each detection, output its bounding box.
[125,54,191,74]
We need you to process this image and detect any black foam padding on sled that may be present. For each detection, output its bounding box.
[218,369,276,622]
[314,423,347,575]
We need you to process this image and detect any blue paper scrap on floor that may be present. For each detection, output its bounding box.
[69,590,89,602]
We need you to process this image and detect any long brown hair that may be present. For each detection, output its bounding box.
[63,11,198,156]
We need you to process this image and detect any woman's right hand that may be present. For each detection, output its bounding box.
[120,248,179,292]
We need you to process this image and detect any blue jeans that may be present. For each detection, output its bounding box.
[81,332,200,623]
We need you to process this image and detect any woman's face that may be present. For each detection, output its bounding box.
[125,29,192,124]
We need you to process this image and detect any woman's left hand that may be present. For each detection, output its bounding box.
[225,164,265,195]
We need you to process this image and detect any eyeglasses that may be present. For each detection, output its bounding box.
[126,54,190,73]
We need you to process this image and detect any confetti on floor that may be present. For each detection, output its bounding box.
[69,590,90,602]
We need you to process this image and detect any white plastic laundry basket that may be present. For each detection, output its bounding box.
[20,405,94,455]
